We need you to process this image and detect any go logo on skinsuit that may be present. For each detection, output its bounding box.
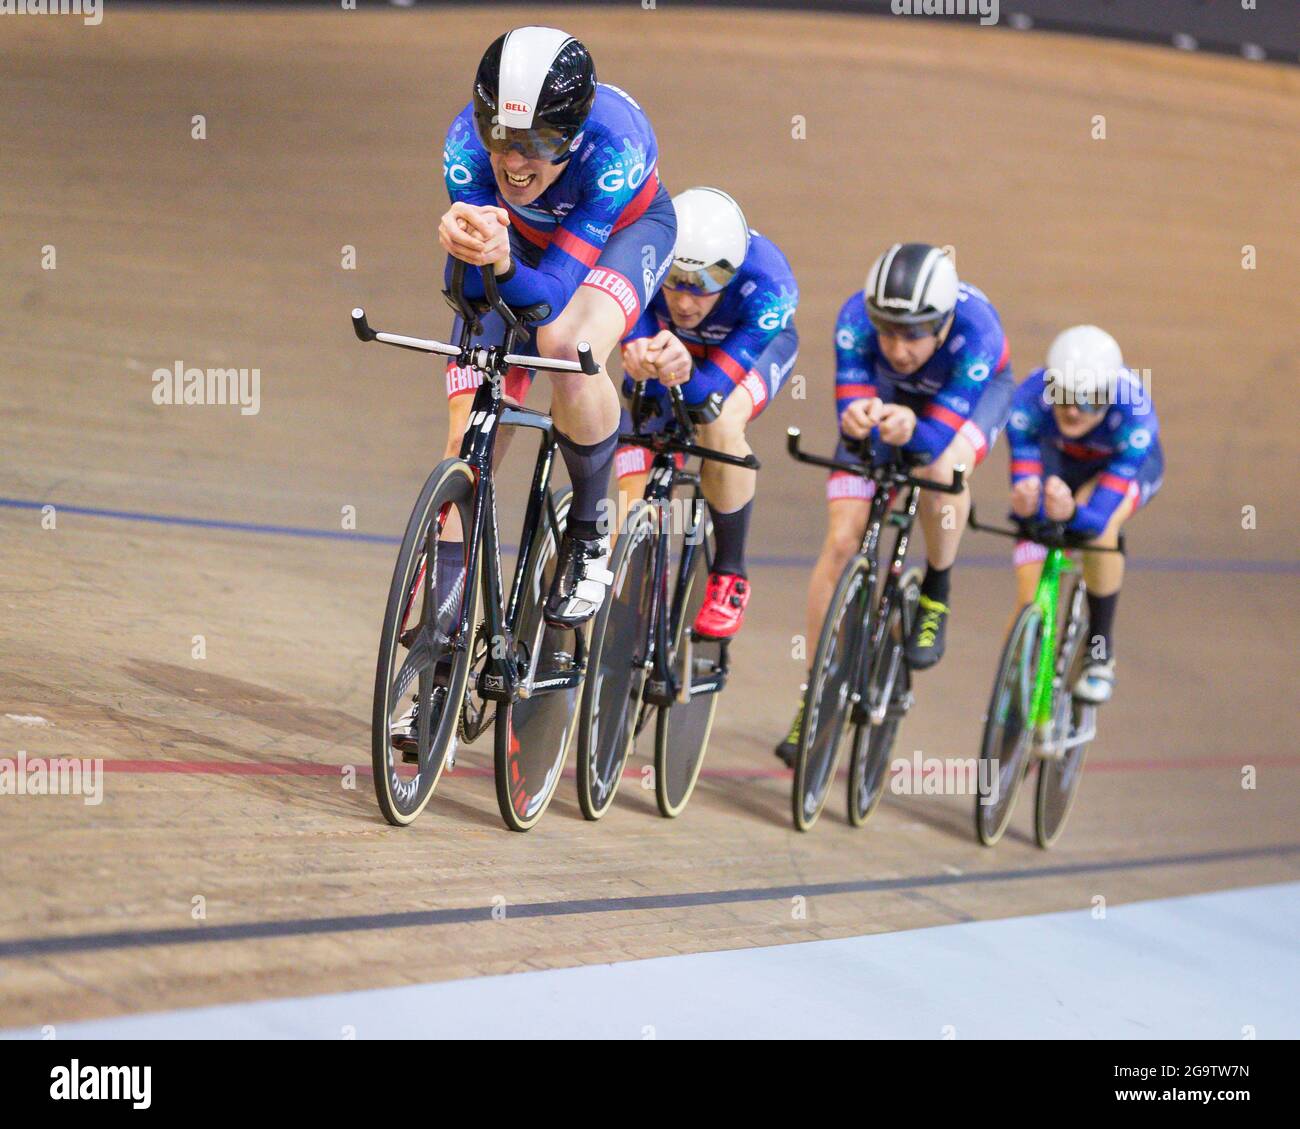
[1127,427,1152,449]
[596,138,650,197]
[757,289,798,332]
[598,163,647,194]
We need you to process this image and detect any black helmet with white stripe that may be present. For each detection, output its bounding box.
[473,27,597,164]
[865,243,959,338]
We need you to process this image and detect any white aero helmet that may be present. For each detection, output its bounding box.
[1044,325,1124,410]
[865,242,959,337]
[665,187,750,294]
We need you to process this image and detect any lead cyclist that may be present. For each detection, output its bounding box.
[435,26,677,630]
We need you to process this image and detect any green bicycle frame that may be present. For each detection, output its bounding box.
[1029,548,1075,730]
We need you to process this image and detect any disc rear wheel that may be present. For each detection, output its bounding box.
[494,489,580,832]
[848,568,921,828]
[576,501,656,820]
[654,510,719,819]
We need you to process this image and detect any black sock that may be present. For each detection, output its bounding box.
[708,499,752,578]
[556,429,617,540]
[921,563,951,604]
[1086,590,1119,661]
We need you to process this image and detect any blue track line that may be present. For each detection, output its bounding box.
[2,496,1296,574]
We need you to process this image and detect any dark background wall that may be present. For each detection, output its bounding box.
[126,1,1297,63]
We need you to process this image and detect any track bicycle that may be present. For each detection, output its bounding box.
[968,509,1124,847]
[576,383,759,819]
[354,261,601,831]
[785,430,965,831]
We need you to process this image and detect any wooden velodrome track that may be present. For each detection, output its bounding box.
[1,7,1297,1029]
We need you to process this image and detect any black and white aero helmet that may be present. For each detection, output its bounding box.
[865,243,959,337]
[473,27,597,164]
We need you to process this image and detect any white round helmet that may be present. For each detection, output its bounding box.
[865,242,959,334]
[1045,325,1124,409]
[665,187,750,294]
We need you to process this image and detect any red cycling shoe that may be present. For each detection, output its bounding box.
[692,572,750,639]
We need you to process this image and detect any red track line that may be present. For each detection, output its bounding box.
[31,754,1299,780]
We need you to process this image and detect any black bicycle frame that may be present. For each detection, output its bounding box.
[786,429,966,718]
[622,384,760,706]
[352,259,600,707]
[455,384,585,704]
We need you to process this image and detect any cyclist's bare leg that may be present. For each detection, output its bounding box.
[536,287,628,625]
[614,471,648,543]
[1075,479,1137,691]
[913,433,978,572]
[536,287,623,439]
[536,287,624,539]
[806,498,871,648]
[441,389,520,542]
[1014,559,1044,612]
[695,385,757,512]
[1076,479,1133,598]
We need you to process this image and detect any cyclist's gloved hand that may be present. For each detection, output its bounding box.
[1014,515,1067,548]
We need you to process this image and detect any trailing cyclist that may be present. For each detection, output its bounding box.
[1005,325,1163,704]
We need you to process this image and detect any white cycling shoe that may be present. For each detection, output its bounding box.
[389,699,457,769]
[1072,659,1115,704]
[543,532,613,628]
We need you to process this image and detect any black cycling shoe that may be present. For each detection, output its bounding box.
[774,698,804,769]
[543,532,613,628]
[905,595,949,671]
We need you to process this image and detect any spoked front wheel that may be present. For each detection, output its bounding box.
[654,510,719,819]
[494,488,582,832]
[1035,581,1092,848]
[576,501,656,820]
[847,567,921,828]
[975,601,1042,846]
[794,555,872,831]
[372,459,479,827]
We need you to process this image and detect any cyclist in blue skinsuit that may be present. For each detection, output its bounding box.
[614,187,799,639]
[777,243,1014,765]
[436,26,676,630]
[1006,325,1164,704]
[392,27,675,753]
